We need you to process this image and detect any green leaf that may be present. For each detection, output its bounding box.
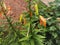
[34,35,45,43]
[49,26,57,31]
[30,39,35,45]
[21,41,30,45]
[52,33,57,38]
[10,42,19,45]
[19,35,31,42]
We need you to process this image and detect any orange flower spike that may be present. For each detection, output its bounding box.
[39,15,46,27]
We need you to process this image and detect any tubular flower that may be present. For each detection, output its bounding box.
[34,3,39,15]
[39,15,46,27]
[19,14,23,23]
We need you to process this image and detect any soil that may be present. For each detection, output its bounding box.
[4,0,27,21]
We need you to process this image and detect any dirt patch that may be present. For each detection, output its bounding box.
[4,0,27,20]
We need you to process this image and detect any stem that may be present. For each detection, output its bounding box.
[29,0,32,34]
[3,12,21,37]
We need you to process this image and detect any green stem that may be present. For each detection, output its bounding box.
[29,0,32,34]
[3,12,21,37]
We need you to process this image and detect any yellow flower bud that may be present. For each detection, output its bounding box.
[39,15,46,27]
[2,2,7,10]
[19,14,23,22]
[34,3,39,15]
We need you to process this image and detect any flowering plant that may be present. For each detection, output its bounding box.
[0,0,60,45]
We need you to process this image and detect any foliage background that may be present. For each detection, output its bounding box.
[0,0,60,45]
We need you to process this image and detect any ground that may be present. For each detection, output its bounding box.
[4,0,27,21]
